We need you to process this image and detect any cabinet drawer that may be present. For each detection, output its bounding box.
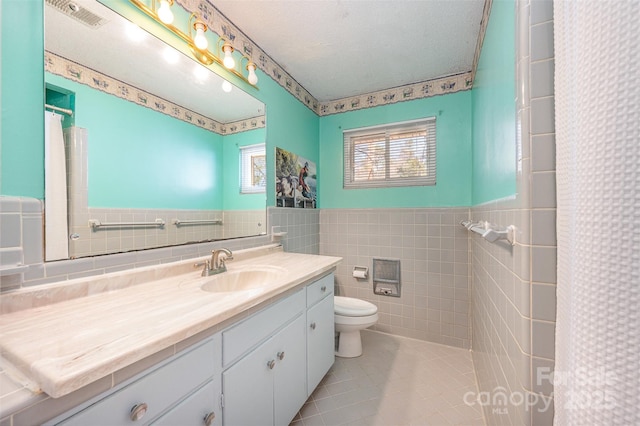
[222,289,304,367]
[152,380,218,426]
[58,339,216,425]
[306,273,334,307]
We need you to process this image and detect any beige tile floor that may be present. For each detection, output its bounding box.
[291,330,485,426]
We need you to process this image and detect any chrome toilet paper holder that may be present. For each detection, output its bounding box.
[352,266,368,279]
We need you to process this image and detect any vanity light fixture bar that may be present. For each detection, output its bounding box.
[172,219,223,226]
[45,104,73,116]
[89,218,166,230]
[127,0,258,88]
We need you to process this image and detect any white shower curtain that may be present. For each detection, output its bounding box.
[555,1,639,424]
[45,111,69,260]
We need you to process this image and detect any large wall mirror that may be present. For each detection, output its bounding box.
[44,0,266,261]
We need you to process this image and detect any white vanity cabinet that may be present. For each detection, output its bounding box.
[48,271,336,426]
[306,273,335,395]
[55,337,220,426]
[221,289,307,426]
[220,272,335,426]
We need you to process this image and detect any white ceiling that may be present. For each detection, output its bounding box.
[212,0,486,102]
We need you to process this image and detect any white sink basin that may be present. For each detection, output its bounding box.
[200,266,286,293]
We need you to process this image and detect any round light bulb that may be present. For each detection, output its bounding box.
[193,65,209,82]
[163,46,179,64]
[247,63,258,85]
[222,80,232,93]
[194,26,208,50]
[126,22,146,43]
[157,0,174,24]
[223,47,235,69]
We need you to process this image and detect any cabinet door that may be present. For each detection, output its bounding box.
[222,336,275,426]
[152,380,219,426]
[307,294,335,395]
[273,315,307,426]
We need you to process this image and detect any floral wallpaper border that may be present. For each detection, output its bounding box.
[178,0,491,116]
[45,51,265,136]
[318,72,473,116]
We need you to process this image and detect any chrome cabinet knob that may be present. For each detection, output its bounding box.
[203,411,216,426]
[130,403,148,421]
[267,359,276,369]
[320,285,327,292]
[277,351,285,360]
[310,322,316,330]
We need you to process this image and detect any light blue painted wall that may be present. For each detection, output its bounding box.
[471,0,517,205]
[1,0,44,198]
[319,91,473,208]
[222,127,266,210]
[0,0,319,208]
[46,73,224,210]
[250,74,320,208]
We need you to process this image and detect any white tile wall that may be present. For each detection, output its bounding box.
[268,206,320,254]
[0,197,44,291]
[471,1,557,424]
[319,208,471,349]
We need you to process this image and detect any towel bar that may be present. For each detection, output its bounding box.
[89,219,165,230]
[459,220,516,246]
[172,219,222,226]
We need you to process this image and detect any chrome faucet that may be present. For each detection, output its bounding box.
[211,248,233,273]
[194,248,233,276]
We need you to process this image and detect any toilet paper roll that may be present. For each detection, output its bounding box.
[353,267,368,279]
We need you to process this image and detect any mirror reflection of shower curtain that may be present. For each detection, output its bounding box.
[44,111,69,260]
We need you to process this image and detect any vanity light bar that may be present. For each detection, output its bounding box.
[127,0,258,88]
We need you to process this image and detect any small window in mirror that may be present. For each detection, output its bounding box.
[240,144,266,193]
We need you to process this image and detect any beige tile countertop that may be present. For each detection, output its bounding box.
[0,245,340,405]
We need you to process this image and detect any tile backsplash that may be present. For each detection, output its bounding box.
[319,207,471,349]
[0,206,321,291]
[0,197,44,291]
[268,206,320,254]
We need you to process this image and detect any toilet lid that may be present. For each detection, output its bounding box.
[334,296,378,316]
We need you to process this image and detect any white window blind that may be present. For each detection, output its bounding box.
[240,143,266,193]
[343,117,436,189]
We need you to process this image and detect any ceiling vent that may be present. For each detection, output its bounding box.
[45,0,108,29]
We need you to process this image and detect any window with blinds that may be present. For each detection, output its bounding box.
[240,143,266,193]
[343,118,436,189]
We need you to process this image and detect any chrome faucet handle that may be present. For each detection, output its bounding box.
[194,260,211,276]
[218,253,234,271]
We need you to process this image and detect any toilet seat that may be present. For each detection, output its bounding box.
[334,296,378,316]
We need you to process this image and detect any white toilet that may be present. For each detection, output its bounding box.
[334,296,379,358]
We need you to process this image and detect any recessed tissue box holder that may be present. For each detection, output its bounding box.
[372,258,401,297]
